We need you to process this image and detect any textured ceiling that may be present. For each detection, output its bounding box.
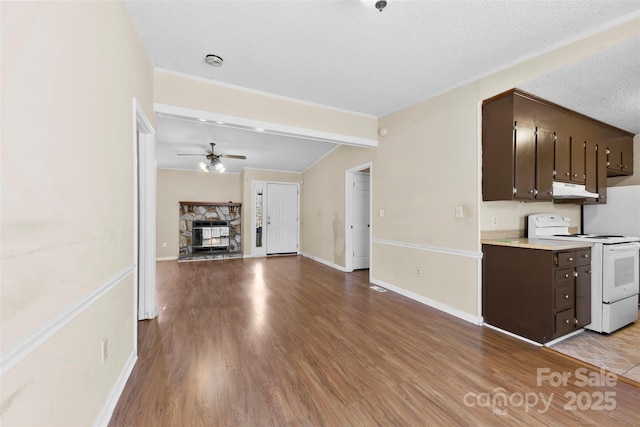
[125,1,640,173]
[520,36,640,134]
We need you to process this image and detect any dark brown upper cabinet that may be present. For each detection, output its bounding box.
[554,132,571,182]
[607,136,634,176]
[569,135,586,184]
[535,128,554,200]
[482,89,634,203]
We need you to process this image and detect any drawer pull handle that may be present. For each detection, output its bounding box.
[564,274,569,278]
[565,319,570,324]
[564,295,569,299]
[568,257,573,261]
[582,254,589,258]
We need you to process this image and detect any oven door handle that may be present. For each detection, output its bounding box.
[608,243,640,252]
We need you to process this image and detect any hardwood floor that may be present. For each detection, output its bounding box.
[109,256,640,426]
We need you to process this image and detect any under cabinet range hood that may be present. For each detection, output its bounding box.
[551,181,599,199]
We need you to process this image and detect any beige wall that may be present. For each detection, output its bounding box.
[156,169,242,258]
[480,202,580,235]
[301,146,375,265]
[303,16,639,319]
[1,1,153,425]
[154,71,378,140]
[241,169,303,255]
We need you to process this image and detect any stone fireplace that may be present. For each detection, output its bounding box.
[179,202,241,260]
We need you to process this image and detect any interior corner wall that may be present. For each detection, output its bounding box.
[156,169,242,259]
[301,146,376,267]
[1,1,153,425]
[241,169,303,256]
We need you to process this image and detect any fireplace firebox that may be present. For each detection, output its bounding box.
[192,220,230,252]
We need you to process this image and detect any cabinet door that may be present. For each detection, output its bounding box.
[606,137,633,176]
[575,265,592,328]
[585,139,597,197]
[513,122,536,200]
[555,132,571,182]
[585,141,607,204]
[596,143,608,204]
[535,128,554,200]
[570,137,586,184]
[620,139,633,175]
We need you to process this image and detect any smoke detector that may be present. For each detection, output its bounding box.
[375,1,387,12]
[205,54,223,67]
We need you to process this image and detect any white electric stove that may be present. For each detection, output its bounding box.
[528,214,640,333]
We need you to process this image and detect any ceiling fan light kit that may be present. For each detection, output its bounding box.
[178,142,245,173]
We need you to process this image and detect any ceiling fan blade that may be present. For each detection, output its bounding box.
[177,153,206,156]
[220,154,247,160]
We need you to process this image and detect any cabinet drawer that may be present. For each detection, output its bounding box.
[576,249,591,266]
[554,268,574,286]
[555,285,574,311]
[555,309,575,336]
[556,252,577,268]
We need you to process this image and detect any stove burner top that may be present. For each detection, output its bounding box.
[586,235,624,239]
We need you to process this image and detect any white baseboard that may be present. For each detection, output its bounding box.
[156,256,178,261]
[483,323,543,347]
[94,351,138,427]
[370,277,483,325]
[300,252,347,272]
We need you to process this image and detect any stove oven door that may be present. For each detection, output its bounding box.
[602,242,640,303]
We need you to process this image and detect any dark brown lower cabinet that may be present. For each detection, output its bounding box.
[482,244,591,343]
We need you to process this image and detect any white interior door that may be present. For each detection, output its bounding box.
[266,183,299,254]
[352,173,370,269]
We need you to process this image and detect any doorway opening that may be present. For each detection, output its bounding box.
[134,99,158,328]
[345,163,372,273]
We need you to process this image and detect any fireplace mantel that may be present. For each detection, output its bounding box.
[179,201,241,207]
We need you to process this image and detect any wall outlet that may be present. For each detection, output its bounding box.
[101,338,108,364]
[379,209,385,217]
[416,267,422,277]
[162,242,167,248]
[455,206,464,219]
[491,216,498,227]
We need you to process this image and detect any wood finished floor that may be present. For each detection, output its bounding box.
[109,256,640,426]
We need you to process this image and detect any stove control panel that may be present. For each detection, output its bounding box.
[528,214,571,238]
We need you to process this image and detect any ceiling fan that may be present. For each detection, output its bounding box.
[177,142,246,173]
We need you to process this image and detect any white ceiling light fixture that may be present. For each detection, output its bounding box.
[211,157,225,173]
[205,54,223,67]
[199,161,210,173]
